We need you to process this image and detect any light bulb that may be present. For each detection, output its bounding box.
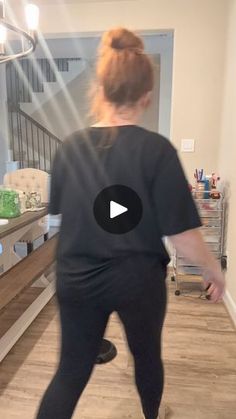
[0,24,7,44]
[0,0,5,20]
[25,4,39,31]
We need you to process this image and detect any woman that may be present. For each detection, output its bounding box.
[36,28,225,419]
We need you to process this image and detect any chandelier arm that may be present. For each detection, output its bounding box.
[0,20,36,45]
[0,45,34,63]
[0,20,37,63]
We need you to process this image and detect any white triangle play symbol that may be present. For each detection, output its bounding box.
[110,201,128,219]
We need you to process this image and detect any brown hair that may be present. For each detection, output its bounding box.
[91,27,154,120]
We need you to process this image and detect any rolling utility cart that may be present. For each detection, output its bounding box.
[172,192,226,296]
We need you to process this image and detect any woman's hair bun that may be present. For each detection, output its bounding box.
[91,27,154,120]
[102,27,144,52]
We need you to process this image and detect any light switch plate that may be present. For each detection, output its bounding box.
[181,139,195,152]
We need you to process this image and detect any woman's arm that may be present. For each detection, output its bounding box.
[168,228,225,303]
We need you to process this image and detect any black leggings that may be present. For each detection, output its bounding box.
[36,262,167,419]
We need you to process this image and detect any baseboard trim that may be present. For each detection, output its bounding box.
[223,290,236,328]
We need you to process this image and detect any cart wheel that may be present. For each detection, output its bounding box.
[221,256,227,271]
[171,276,175,282]
[175,290,181,296]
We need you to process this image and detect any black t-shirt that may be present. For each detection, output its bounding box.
[50,126,201,281]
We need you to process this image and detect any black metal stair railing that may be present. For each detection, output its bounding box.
[8,105,62,173]
[5,58,82,173]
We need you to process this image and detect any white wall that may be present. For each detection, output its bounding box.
[30,53,162,139]
[28,34,173,139]
[158,40,173,138]
[12,0,230,178]
[142,34,173,137]
[13,0,228,180]
[140,54,160,133]
[31,65,92,138]
[0,66,9,183]
[219,0,236,323]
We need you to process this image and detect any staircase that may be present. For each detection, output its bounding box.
[20,59,86,115]
[8,105,62,172]
[6,58,83,172]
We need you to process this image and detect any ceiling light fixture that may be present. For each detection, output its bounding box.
[0,0,39,63]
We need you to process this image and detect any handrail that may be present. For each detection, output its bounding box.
[6,57,82,173]
[8,104,62,172]
[13,105,62,145]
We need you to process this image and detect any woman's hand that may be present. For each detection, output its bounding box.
[203,270,226,303]
[169,228,226,303]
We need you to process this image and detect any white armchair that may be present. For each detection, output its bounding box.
[3,168,49,254]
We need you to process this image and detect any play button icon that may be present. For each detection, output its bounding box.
[93,185,143,234]
[110,201,128,219]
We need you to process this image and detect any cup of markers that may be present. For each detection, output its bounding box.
[193,170,221,200]
[194,169,205,198]
[194,169,204,182]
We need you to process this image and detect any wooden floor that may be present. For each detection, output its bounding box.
[0,280,235,419]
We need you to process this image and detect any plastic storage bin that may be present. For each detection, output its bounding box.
[172,193,225,296]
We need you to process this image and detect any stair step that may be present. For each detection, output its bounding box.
[21,160,40,169]
[13,154,40,169]
[20,59,85,113]
[13,151,26,161]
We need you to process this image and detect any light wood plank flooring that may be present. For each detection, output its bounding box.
[0,280,235,419]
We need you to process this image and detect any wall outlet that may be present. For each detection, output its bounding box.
[181,139,195,152]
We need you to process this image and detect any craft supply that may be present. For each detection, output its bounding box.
[204,179,210,199]
[194,169,204,182]
[195,181,205,199]
[25,191,41,210]
[0,189,21,218]
[210,173,220,189]
[210,190,221,199]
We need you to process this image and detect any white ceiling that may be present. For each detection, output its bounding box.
[8,0,137,4]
